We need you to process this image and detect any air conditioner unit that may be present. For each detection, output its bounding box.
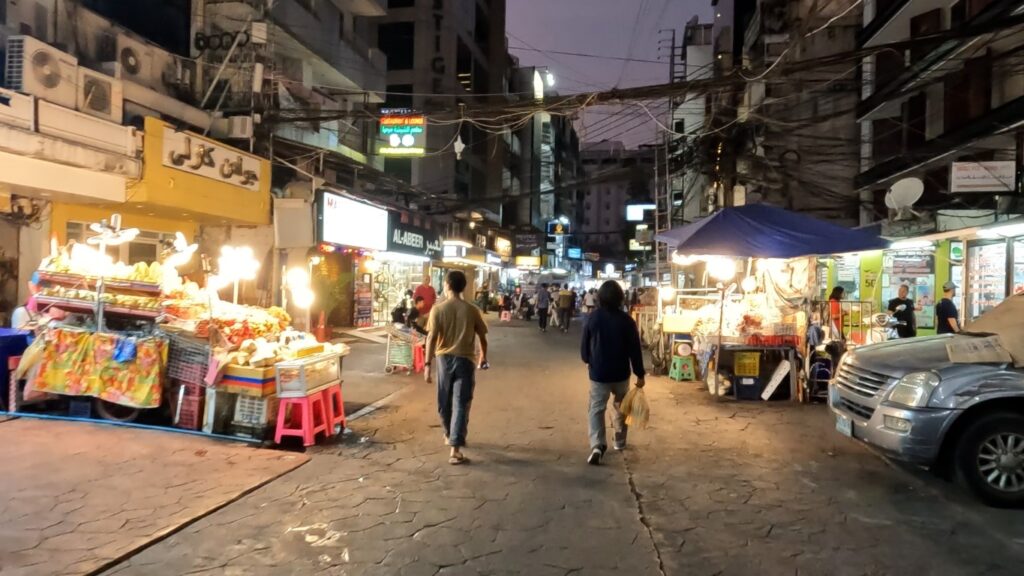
[226,115,254,139]
[5,35,78,109]
[116,33,175,92]
[77,67,124,123]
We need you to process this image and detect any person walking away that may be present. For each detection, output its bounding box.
[936,282,961,334]
[583,288,597,315]
[887,283,917,338]
[424,271,488,465]
[415,277,437,315]
[557,284,574,333]
[535,283,551,332]
[581,281,645,465]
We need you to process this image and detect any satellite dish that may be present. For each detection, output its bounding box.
[885,177,924,220]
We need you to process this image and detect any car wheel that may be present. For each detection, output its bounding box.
[955,412,1024,508]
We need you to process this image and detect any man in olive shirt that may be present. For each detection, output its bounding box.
[424,270,488,465]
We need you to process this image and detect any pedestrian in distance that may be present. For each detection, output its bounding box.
[414,276,437,315]
[536,283,551,332]
[583,288,597,316]
[887,283,917,338]
[936,281,961,334]
[557,283,574,333]
[424,271,489,465]
[580,280,646,465]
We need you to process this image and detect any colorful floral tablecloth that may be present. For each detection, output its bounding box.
[32,328,167,408]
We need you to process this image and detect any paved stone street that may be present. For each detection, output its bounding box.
[87,320,1024,576]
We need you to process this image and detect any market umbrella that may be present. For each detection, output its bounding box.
[654,204,889,258]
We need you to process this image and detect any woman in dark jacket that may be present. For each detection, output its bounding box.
[580,281,646,465]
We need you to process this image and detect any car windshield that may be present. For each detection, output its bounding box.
[965,293,1024,366]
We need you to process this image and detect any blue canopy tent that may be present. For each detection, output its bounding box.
[653,204,888,402]
[654,204,889,257]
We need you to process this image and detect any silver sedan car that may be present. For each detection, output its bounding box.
[829,295,1024,507]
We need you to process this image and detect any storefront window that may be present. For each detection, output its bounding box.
[967,242,1007,321]
[882,249,935,329]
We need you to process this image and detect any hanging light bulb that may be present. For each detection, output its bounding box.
[454,134,466,160]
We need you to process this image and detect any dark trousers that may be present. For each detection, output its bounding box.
[538,307,549,330]
[558,307,571,330]
[436,355,476,447]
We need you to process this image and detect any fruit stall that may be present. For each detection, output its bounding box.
[7,215,348,444]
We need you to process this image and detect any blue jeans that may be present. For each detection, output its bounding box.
[437,355,476,448]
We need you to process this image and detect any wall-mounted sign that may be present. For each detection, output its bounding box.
[318,191,388,251]
[584,252,601,262]
[515,255,541,269]
[626,204,656,222]
[387,212,442,258]
[950,161,1016,193]
[379,111,426,156]
[635,224,654,243]
[485,251,502,266]
[547,221,570,236]
[475,234,488,248]
[163,129,261,190]
[494,237,512,260]
[567,247,582,260]
[443,244,467,259]
[629,239,652,252]
[515,233,542,255]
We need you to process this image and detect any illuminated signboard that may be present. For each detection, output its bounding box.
[379,109,426,156]
[626,203,656,222]
[567,247,582,260]
[318,191,388,251]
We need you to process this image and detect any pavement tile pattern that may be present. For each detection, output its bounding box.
[0,419,307,576]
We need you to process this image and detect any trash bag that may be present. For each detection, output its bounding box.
[619,386,650,429]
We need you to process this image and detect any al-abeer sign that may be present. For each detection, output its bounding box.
[163,129,261,191]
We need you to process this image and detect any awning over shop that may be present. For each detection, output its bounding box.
[655,204,889,258]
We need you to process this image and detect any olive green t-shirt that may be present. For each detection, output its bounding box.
[427,298,487,359]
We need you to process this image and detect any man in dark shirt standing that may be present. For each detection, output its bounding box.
[580,281,645,465]
[936,281,961,335]
[887,283,917,338]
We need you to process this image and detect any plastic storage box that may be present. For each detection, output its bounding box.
[274,352,342,399]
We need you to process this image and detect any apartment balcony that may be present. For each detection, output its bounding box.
[854,94,1024,190]
[858,0,1024,121]
[206,0,386,100]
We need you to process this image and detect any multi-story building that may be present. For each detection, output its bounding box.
[580,141,655,262]
[733,0,863,225]
[503,64,581,233]
[855,0,1024,231]
[376,0,508,220]
[671,18,715,225]
[0,0,274,314]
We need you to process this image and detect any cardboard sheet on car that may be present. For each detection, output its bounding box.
[965,294,1024,367]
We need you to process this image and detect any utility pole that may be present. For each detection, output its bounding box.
[655,29,681,292]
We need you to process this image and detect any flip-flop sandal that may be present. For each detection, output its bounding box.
[448,454,469,465]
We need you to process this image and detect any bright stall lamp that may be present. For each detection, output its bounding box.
[978,222,1024,239]
[887,371,941,408]
[286,267,310,289]
[364,258,381,273]
[659,286,676,302]
[889,239,933,250]
[741,276,757,293]
[672,253,700,266]
[218,246,259,281]
[706,257,737,281]
[292,287,315,309]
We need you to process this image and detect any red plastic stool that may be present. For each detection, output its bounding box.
[322,383,346,435]
[413,344,426,374]
[274,390,330,447]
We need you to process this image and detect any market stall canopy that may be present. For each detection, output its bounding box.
[965,293,1024,367]
[655,204,889,258]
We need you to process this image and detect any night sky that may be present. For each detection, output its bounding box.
[507,0,713,148]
